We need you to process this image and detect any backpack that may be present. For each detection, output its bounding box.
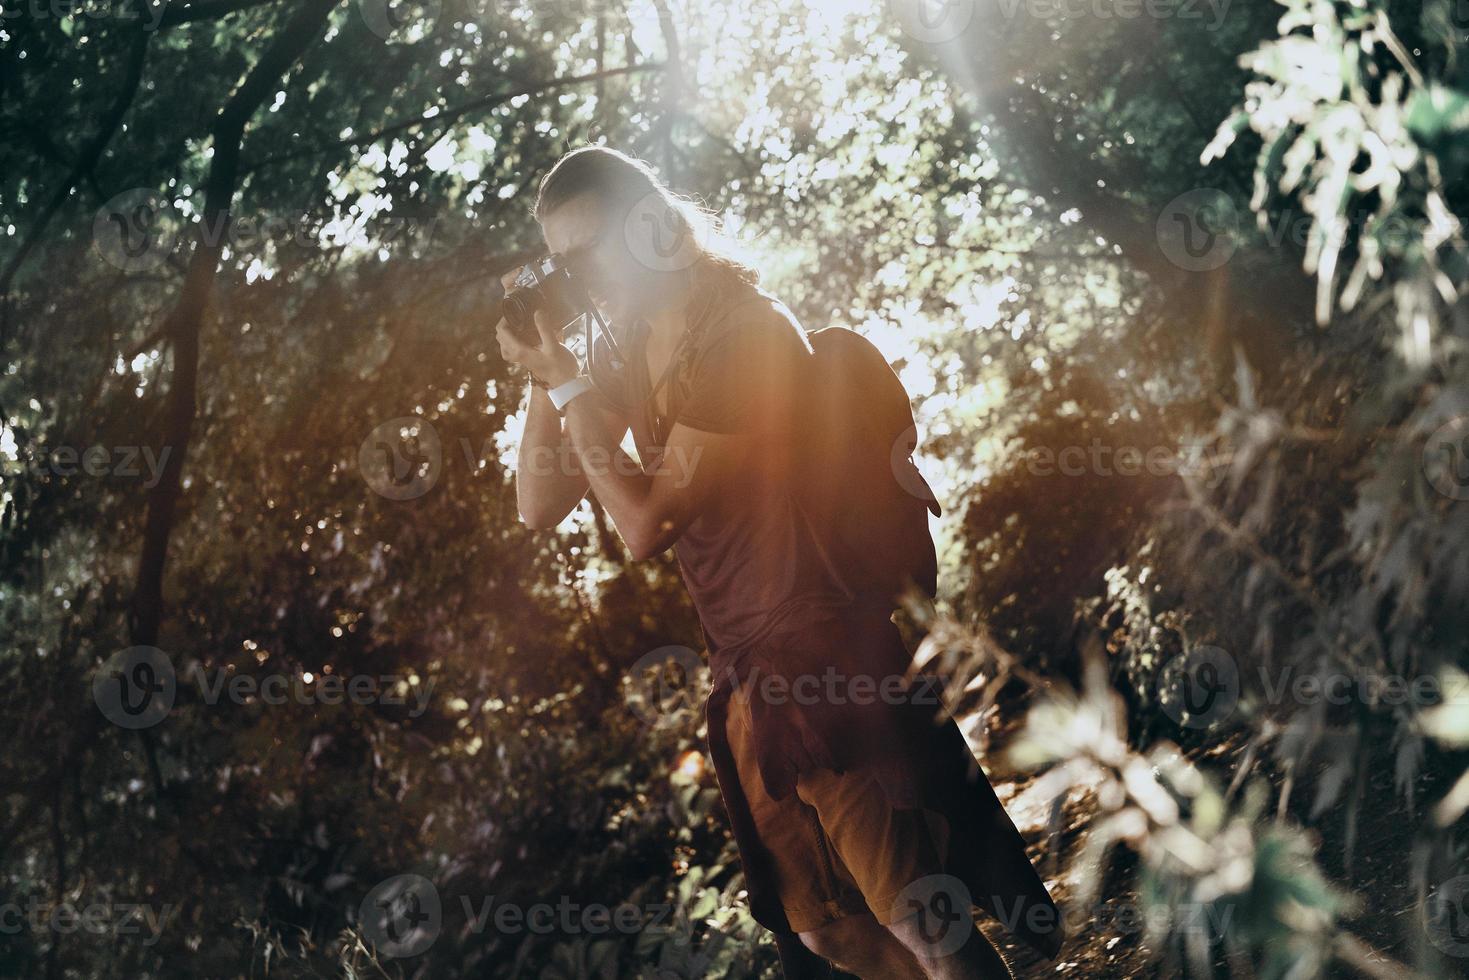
[796,327,942,603]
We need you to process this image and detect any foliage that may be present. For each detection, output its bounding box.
[2,0,1467,977]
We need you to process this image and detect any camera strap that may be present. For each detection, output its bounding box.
[560,274,625,378]
[584,303,625,371]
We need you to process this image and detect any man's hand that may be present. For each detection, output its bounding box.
[494,269,581,387]
[495,307,581,388]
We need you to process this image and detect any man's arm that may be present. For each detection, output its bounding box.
[497,299,631,529]
[497,302,747,555]
[514,385,628,529]
[560,394,744,560]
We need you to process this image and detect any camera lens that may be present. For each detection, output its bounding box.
[502,287,541,341]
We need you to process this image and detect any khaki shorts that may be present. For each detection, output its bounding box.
[725,684,951,934]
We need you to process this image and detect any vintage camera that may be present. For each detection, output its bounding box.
[500,252,625,371]
[502,253,583,346]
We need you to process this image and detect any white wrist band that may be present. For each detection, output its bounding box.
[547,375,594,414]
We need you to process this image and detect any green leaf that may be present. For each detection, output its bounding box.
[1405,85,1469,140]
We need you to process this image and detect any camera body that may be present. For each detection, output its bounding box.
[502,253,581,345]
[500,251,626,374]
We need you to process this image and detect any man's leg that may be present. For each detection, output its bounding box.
[886,914,1014,980]
[799,912,926,979]
[790,759,1016,980]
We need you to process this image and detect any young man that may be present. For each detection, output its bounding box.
[497,146,1062,979]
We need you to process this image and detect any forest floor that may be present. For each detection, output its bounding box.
[972,701,1424,980]
[977,705,1155,980]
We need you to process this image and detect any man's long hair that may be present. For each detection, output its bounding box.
[534,146,758,287]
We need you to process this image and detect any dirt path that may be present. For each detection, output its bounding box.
[985,773,1155,979]
[972,705,1162,980]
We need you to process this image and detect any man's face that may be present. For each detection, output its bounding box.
[540,195,631,321]
[540,194,645,320]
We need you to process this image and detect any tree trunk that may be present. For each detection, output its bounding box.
[128,0,341,652]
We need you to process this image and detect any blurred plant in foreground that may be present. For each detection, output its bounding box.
[1000,637,1419,979]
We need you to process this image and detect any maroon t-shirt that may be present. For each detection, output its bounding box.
[589,268,854,661]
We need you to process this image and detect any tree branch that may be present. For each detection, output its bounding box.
[241,63,661,175]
